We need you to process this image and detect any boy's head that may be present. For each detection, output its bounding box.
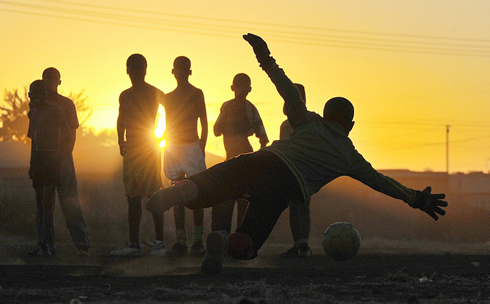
[323,97,355,135]
[172,56,192,82]
[231,73,251,98]
[283,83,306,115]
[126,54,147,81]
[29,80,48,105]
[42,67,61,92]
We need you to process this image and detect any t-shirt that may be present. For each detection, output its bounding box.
[27,103,68,152]
[262,64,417,206]
[214,98,269,159]
[27,102,70,186]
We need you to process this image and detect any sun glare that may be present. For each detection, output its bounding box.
[154,105,166,148]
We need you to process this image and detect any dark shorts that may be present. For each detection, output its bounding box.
[188,150,302,254]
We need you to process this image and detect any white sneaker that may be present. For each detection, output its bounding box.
[150,241,166,256]
[110,243,142,257]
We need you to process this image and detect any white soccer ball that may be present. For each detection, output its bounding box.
[322,222,361,261]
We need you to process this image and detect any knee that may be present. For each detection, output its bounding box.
[183,199,200,210]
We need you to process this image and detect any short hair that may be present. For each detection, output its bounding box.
[173,56,191,70]
[233,73,251,88]
[323,97,354,122]
[126,54,147,70]
[42,67,61,81]
[30,79,47,92]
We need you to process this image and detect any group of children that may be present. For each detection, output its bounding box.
[110,53,309,258]
[28,34,447,270]
[27,51,309,259]
[145,33,447,274]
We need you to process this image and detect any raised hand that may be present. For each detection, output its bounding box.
[411,186,448,221]
[243,33,272,64]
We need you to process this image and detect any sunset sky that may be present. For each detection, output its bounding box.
[1,0,490,173]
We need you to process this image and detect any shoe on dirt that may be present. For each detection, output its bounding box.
[298,246,312,258]
[28,245,53,257]
[190,242,205,257]
[150,241,167,256]
[110,243,142,257]
[167,242,188,257]
[201,231,229,274]
[27,247,41,257]
[280,245,312,258]
[279,246,299,258]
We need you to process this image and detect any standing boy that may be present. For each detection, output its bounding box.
[27,80,71,257]
[278,83,312,258]
[163,56,208,257]
[212,73,268,233]
[146,34,447,274]
[111,54,166,257]
[41,67,90,256]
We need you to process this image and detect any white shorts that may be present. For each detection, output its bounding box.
[164,140,207,181]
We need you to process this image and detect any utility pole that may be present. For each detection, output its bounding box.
[446,125,450,174]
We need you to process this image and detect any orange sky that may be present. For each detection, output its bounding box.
[1,0,490,173]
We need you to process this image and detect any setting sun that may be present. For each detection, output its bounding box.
[154,105,166,148]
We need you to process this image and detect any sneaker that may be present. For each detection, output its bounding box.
[279,246,299,258]
[190,242,205,257]
[27,246,42,257]
[28,245,53,257]
[298,246,312,258]
[110,243,142,257]
[201,231,229,274]
[39,245,53,257]
[166,243,188,257]
[280,246,312,258]
[150,241,167,256]
[77,247,90,257]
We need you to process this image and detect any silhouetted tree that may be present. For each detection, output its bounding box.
[69,89,92,133]
[0,86,93,143]
[0,88,30,143]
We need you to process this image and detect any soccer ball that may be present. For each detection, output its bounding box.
[322,222,361,261]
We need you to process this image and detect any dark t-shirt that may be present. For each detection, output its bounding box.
[27,102,69,186]
[46,90,79,129]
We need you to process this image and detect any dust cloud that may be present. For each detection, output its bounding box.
[1,141,489,257]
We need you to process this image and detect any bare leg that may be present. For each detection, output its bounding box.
[289,202,310,247]
[127,196,142,247]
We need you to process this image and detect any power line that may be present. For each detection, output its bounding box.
[2,0,490,57]
[37,0,490,45]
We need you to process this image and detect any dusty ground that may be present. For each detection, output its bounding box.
[1,237,489,304]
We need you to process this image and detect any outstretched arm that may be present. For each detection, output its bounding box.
[349,151,448,221]
[243,33,308,128]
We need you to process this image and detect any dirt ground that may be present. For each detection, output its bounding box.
[1,237,489,304]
